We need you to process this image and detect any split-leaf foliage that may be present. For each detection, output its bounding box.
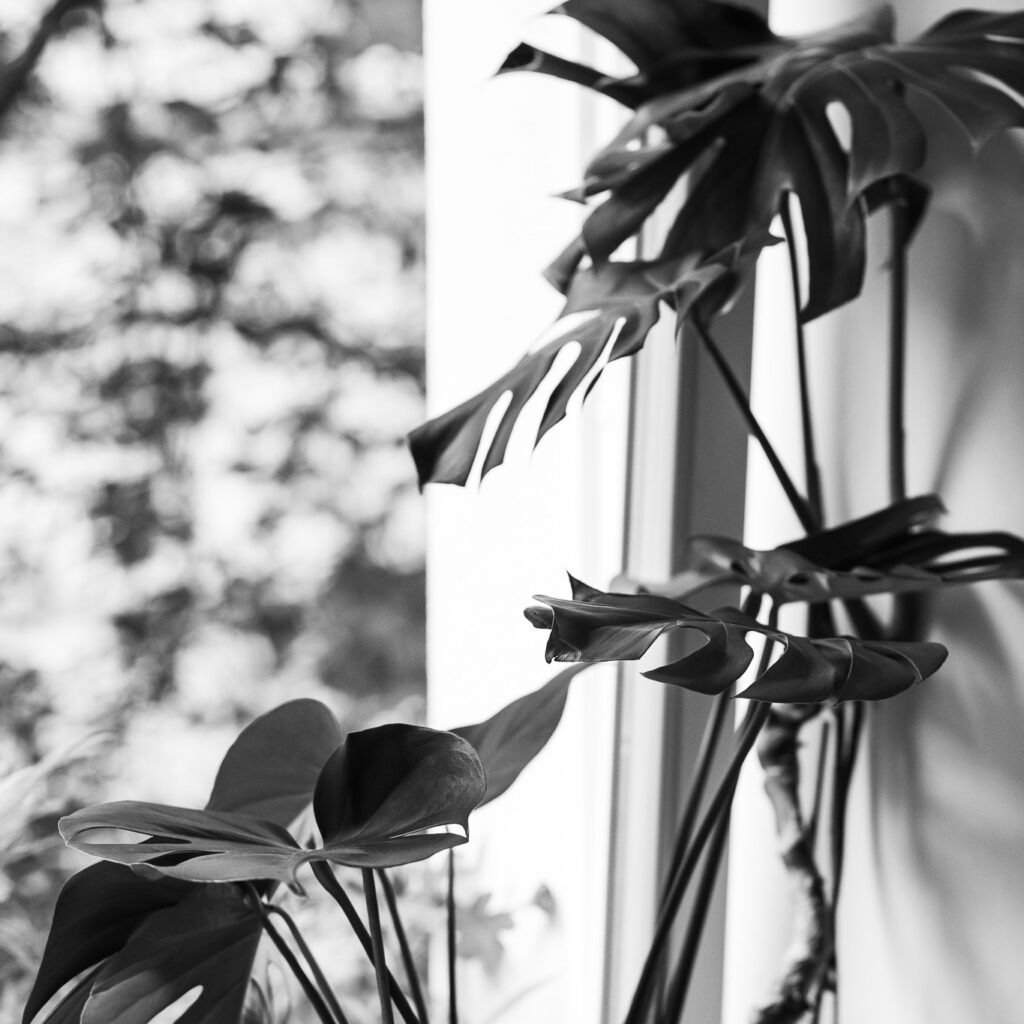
[409,2,1024,486]
[26,682,582,1023]
[29,1,1024,1022]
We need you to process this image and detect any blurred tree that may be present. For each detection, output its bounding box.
[0,0,426,1017]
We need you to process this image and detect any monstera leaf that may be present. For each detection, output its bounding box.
[616,500,1024,605]
[513,3,1024,320]
[76,887,262,1024]
[500,0,780,109]
[409,245,759,486]
[25,700,343,1024]
[453,665,591,805]
[60,724,486,884]
[529,577,946,702]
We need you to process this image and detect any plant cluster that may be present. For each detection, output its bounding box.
[25,1,1024,1022]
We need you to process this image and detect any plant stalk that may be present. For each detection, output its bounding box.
[622,699,773,1024]
[264,903,351,1024]
[689,314,819,534]
[660,806,731,1022]
[447,849,459,1024]
[780,196,825,522]
[889,192,909,505]
[311,861,420,1024]
[363,868,396,1024]
[379,870,431,1024]
[254,901,339,1024]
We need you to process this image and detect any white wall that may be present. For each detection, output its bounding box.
[728,2,1024,1022]
[423,4,628,1021]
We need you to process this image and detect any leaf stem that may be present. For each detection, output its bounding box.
[661,689,734,900]
[807,718,831,850]
[622,698,773,1024]
[889,191,909,504]
[253,898,338,1024]
[781,196,825,522]
[264,903,351,1024]
[363,869,396,1024]
[689,314,819,533]
[379,870,431,1024]
[447,849,459,1024]
[660,804,731,1022]
[311,861,420,1024]
[831,701,864,910]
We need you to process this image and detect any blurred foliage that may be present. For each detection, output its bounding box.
[0,0,427,1017]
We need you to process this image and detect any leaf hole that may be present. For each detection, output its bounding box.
[148,986,203,1024]
[824,101,852,153]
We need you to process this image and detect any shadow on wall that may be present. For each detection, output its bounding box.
[861,125,1024,1022]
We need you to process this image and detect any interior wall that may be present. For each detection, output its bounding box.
[423,3,628,1021]
[732,1,1024,1022]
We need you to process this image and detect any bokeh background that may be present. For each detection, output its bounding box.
[0,1,497,1019]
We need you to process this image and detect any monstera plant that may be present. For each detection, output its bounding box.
[24,2,1024,1023]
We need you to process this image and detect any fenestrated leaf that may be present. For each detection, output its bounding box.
[23,863,195,1024]
[531,579,947,702]
[313,724,486,866]
[409,249,752,487]
[781,493,943,567]
[80,885,261,1024]
[529,0,780,106]
[206,698,343,828]
[28,703,340,1022]
[621,527,1024,605]
[60,725,487,883]
[59,803,305,885]
[452,665,589,805]
[535,4,1024,320]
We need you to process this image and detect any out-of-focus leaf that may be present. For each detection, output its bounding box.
[23,864,193,1024]
[452,665,589,805]
[313,724,486,866]
[79,886,261,1024]
[620,527,1024,605]
[409,246,757,486]
[531,578,946,702]
[781,494,944,567]
[516,4,1024,321]
[509,0,780,107]
[458,894,514,976]
[206,699,343,828]
[60,725,487,883]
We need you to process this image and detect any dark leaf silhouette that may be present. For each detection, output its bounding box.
[60,725,486,884]
[409,246,759,486]
[618,522,1024,605]
[780,493,943,567]
[26,703,335,1022]
[531,577,946,702]
[500,0,779,108]
[78,886,261,1024]
[453,665,590,805]
[23,864,194,1024]
[518,3,1024,320]
[312,723,486,865]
